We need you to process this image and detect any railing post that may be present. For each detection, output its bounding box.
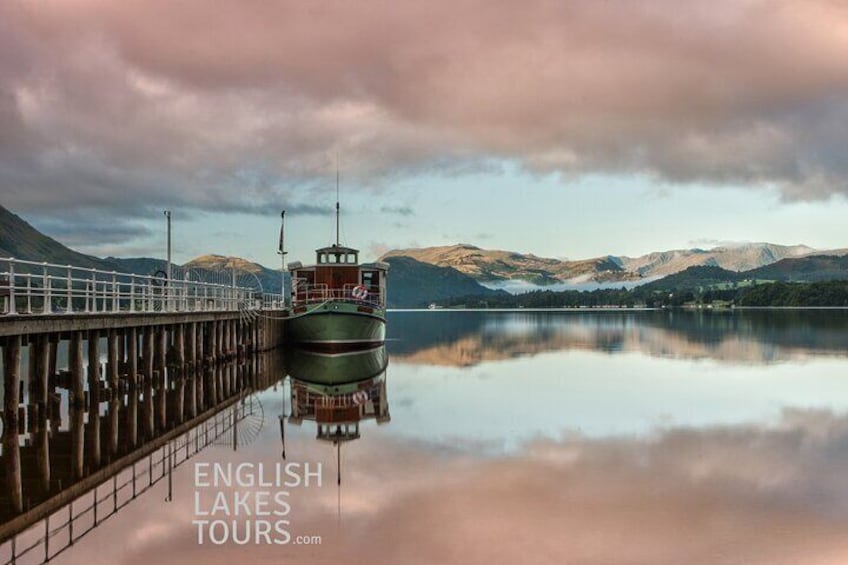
[43,262,52,314]
[26,274,32,313]
[90,270,96,313]
[130,278,135,313]
[8,259,16,315]
[112,271,118,313]
[66,265,73,314]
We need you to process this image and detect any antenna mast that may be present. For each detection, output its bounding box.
[335,157,340,246]
[278,210,287,307]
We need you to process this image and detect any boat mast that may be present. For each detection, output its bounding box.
[335,157,340,246]
[278,210,286,306]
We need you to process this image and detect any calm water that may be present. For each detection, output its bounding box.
[61,311,848,564]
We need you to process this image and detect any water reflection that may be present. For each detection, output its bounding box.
[0,351,282,562]
[388,309,848,365]
[285,346,390,444]
[282,346,390,488]
[6,313,848,564]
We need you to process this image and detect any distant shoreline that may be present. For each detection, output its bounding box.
[388,306,848,312]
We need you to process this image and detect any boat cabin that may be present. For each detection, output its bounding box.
[288,244,388,307]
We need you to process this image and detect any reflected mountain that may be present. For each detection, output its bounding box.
[387,310,848,365]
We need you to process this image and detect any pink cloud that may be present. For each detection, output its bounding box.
[2,0,848,224]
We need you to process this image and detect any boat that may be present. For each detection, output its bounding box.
[282,181,389,349]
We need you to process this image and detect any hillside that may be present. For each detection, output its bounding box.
[617,243,814,277]
[636,255,848,295]
[383,256,505,308]
[381,244,638,285]
[744,255,848,282]
[636,266,744,292]
[0,204,114,269]
[184,254,288,295]
[380,242,825,288]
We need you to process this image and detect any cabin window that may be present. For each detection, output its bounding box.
[318,254,326,264]
[329,254,337,264]
[347,253,356,263]
[362,270,380,290]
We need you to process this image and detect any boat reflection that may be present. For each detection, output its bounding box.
[283,346,390,445]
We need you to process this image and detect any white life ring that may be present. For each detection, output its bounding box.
[352,391,369,405]
[352,285,368,300]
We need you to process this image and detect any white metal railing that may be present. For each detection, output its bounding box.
[0,257,284,316]
[291,279,384,308]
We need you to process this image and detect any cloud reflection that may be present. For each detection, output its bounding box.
[67,407,848,565]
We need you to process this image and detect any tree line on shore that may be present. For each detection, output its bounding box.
[438,280,848,308]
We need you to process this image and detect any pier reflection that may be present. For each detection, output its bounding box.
[0,350,282,564]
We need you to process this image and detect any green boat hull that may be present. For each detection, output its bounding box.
[286,301,385,346]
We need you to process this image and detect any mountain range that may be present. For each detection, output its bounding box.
[380,242,843,287]
[4,203,848,307]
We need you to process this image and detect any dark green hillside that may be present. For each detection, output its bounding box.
[738,281,848,307]
[383,256,505,308]
[0,204,112,269]
[744,255,848,282]
[637,266,743,292]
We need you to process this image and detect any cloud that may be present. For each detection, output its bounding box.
[33,215,153,246]
[2,0,848,231]
[379,205,413,217]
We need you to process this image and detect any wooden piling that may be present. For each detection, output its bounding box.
[143,327,154,385]
[87,330,101,469]
[117,329,126,374]
[33,334,51,493]
[175,324,185,374]
[155,370,166,431]
[70,332,84,407]
[127,327,138,391]
[70,402,85,480]
[188,368,198,419]
[3,336,23,513]
[126,384,138,448]
[107,395,120,458]
[156,326,167,381]
[188,322,197,369]
[47,337,57,390]
[142,366,154,440]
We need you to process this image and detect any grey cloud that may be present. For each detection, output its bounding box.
[379,205,413,216]
[1,0,848,233]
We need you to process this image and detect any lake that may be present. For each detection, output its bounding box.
[19,310,848,564]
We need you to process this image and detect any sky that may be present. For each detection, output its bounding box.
[2,0,848,266]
